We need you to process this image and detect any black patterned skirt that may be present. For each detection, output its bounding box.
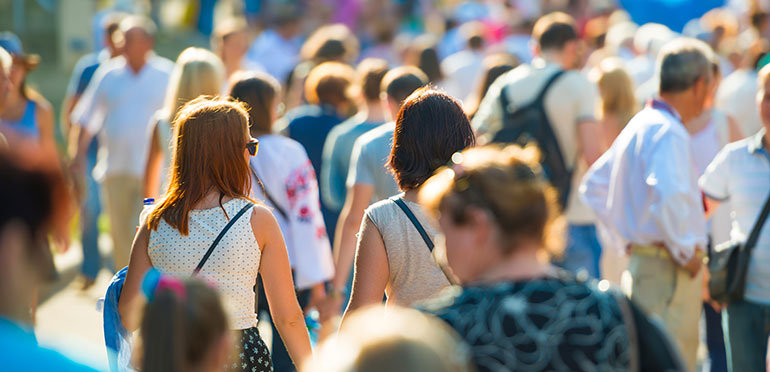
[228,327,273,372]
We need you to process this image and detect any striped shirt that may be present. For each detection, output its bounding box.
[700,129,770,305]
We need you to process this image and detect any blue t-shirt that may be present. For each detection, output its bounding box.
[280,105,345,241]
[321,113,384,211]
[0,317,102,372]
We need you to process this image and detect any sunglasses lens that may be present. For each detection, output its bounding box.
[247,141,258,156]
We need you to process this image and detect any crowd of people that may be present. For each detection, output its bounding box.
[4,0,770,371]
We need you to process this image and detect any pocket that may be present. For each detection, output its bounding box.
[627,255,677,316]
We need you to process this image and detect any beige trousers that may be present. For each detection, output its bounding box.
[102,174,143,269]
[622,250,702,372]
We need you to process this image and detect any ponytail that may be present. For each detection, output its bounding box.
[141,289,187,372]
[139,277,229,372]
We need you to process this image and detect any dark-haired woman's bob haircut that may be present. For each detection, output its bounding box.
[388,88,476,191]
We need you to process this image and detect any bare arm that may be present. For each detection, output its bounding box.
[340,216,389,326]
[704,196,722,220]
[331,184,374,291]
[143,124,164,199]
[118,224,152,332]
[577,119,605,166]
[253,205,312,367]
[35,99,56,152]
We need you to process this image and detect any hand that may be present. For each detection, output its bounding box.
[304,282,326,313]
[682,251,703,278]
[68,159,86,204]
[701,267,722,312]
[317,295,343,324]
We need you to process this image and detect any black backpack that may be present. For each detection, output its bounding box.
[492,70,572,208]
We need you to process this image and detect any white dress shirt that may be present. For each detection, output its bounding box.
[580,100,708,265]
[249,135,334,290]
[72,55,173,180]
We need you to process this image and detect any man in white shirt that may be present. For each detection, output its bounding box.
[70,16,173,270]
[473,12,604,279]
[581,38,713,371]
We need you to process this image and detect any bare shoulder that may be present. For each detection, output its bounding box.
[250,202,278,224]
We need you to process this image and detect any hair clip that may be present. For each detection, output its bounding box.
[156,276,188,300]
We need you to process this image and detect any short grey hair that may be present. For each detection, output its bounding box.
[119,15,157,39]
[657,37,715,94]
[0,47,10,72]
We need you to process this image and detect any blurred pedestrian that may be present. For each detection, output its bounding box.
[700,63,770,372]
[341,88,474,319]
[119,98,312,371]
[230,72,334,372]
[441,21,487,101]
[321,58,389,213]
[464,53,518,118]
[405,35,444,87]
[0,32,56,151]
[473,12,605,279]
[325,67,427,319]
[419,145,683,372]
[70,16,174,270]
[277,61,356,243]
[306,306,473,372]
[0,147,99,371]
[212,17,263,93]
[143,47,224,199]
[63,15,124,290]
[581,38,714,371]
[245,8,302,84]
[137,275,232,372]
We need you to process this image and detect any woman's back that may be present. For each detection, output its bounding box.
[426,274,629,372]
[148,197,260,330]
[366,197,450,307]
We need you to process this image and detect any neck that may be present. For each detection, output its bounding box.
[402,189,419,202]
[223,56,241,77]
[659,93,696,123]
[474,245,551,284]
[127,55,148,74]
[365,101,387,122]
[539,50,570,70]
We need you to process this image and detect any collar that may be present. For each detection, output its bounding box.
[646,98,682,122]
[748,128,767,154]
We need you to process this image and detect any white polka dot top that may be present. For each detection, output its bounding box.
[148,198,260,330]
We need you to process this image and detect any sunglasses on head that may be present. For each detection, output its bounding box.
[246,138,259,156]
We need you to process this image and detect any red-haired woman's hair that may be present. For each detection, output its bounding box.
[147,97,253,235]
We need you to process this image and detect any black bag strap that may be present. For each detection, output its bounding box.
[193,203,253,274]
[250,165,289,221]
[500,69,566,114]
[390,196,434,252]
[744,190,770,255]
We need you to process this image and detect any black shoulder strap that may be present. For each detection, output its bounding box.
[194,203,253,274]
[390,196,434,252]
[535,70,566,104]
[499,70,566,114]
[745,191,770,254]
[249,165,289,221]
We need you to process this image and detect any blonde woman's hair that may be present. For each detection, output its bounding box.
[304,305,473,372]
[163,47,225,123]
[419,145,565,259]
[591,58,637,129]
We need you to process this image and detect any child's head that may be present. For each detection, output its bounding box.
[139,276,231,372]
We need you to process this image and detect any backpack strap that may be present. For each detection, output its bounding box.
[390,196,434,252]
[194,202,253,274]
[535,70,566,104]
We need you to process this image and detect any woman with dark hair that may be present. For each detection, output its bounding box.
[119,97,312,371]
[229,72,333,371]
[341,88,475,321]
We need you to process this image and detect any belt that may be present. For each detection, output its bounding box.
[629,243,706,261]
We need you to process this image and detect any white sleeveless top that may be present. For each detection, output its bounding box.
[148,198,260,330]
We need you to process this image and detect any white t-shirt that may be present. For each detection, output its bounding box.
[72,55,173,179]
[441,50,485,102]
